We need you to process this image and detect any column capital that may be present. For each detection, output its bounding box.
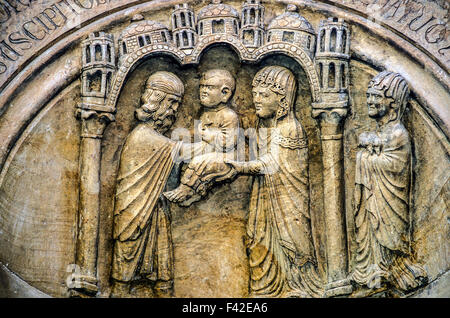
[75,108,115,139]
[312,107,348,125]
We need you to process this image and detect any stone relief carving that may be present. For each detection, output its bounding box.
[66,0,437,298]
[164,69,239,206]
[69,0,356,298]
[110,71,184,298]
[0,0,448,299]
[226,65,324,298]
[351,71,428,296]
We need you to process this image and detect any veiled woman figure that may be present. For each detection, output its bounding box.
[227,66,323,298]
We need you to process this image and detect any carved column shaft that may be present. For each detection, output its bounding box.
[72,110,114,296]
[313,108,353,297]
[319,114,348,283]
[76,132,102,276]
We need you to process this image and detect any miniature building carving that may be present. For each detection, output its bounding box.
[172,4,196,49]
[267,4,316,57]
[197,0,240,37]
[119,14,171,56]
[80,32,115,112]
[315,17,350,105]
[240,0,265,48]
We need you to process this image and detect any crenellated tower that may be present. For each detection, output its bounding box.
[240,0,265,48]
[172,3,196,49]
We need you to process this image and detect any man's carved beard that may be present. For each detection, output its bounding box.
[135,103,175,133]
[135,107,153,122]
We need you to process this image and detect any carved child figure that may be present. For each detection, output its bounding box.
[164,69,239,205]
[351,71,427,295]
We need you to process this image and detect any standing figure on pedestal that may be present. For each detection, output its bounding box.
[351,71,427,295]
[226,66,323,298]
[111,72,185,298]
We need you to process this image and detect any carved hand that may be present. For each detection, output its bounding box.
[359,132,382,155]
[224,159,244,173]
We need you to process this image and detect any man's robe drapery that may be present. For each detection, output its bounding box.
[112,123,181,282]
[352,121,427,291]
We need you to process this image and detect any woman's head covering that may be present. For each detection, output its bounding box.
[252,66,297,120]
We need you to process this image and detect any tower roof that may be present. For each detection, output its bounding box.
[268,9,314,34]
[197,1,239,21]
[120,20,169,39]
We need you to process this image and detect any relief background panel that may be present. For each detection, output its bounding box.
[0,83,80,297]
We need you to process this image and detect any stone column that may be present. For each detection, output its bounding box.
[70,109,114,297]
[312,106,352,297]
[68,31,116,297]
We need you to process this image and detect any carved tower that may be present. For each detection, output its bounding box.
[267,4,316,57]
[315,17,350,105]
[312,17,352,297]
[80,32,116,113]
[172,3,196,49]
[197,0,240,37]
[240,0,265,48]
[72,31,116,296]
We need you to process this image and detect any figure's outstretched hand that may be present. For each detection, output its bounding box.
[163,184,195,203]
[224,159,244,173]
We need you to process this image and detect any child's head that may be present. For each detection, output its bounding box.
[199,69,235,108]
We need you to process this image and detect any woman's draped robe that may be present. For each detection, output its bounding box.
[245,117,323,298]
[352,121,427,292]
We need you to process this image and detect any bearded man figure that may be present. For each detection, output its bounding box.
[351,71,427,295]
[110,71,185,298]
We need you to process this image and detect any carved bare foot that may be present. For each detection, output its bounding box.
[66,272,98,297]
[163,184,195,203]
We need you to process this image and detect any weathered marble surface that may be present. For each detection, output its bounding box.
[0,0,448,298]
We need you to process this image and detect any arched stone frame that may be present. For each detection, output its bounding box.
[106,37,322,113]
[105,45,186,112]
[0,0,448,299]
[250,42,321,102]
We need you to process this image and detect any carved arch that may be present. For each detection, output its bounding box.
[189,34,251,63]
[106,39,321,111]
[251,42,321,102]
[105,46,186,111]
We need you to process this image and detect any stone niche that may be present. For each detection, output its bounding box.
[0,0,448,298]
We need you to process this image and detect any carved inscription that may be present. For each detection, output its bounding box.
[0,0,448,300]
[328,0,449,60]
